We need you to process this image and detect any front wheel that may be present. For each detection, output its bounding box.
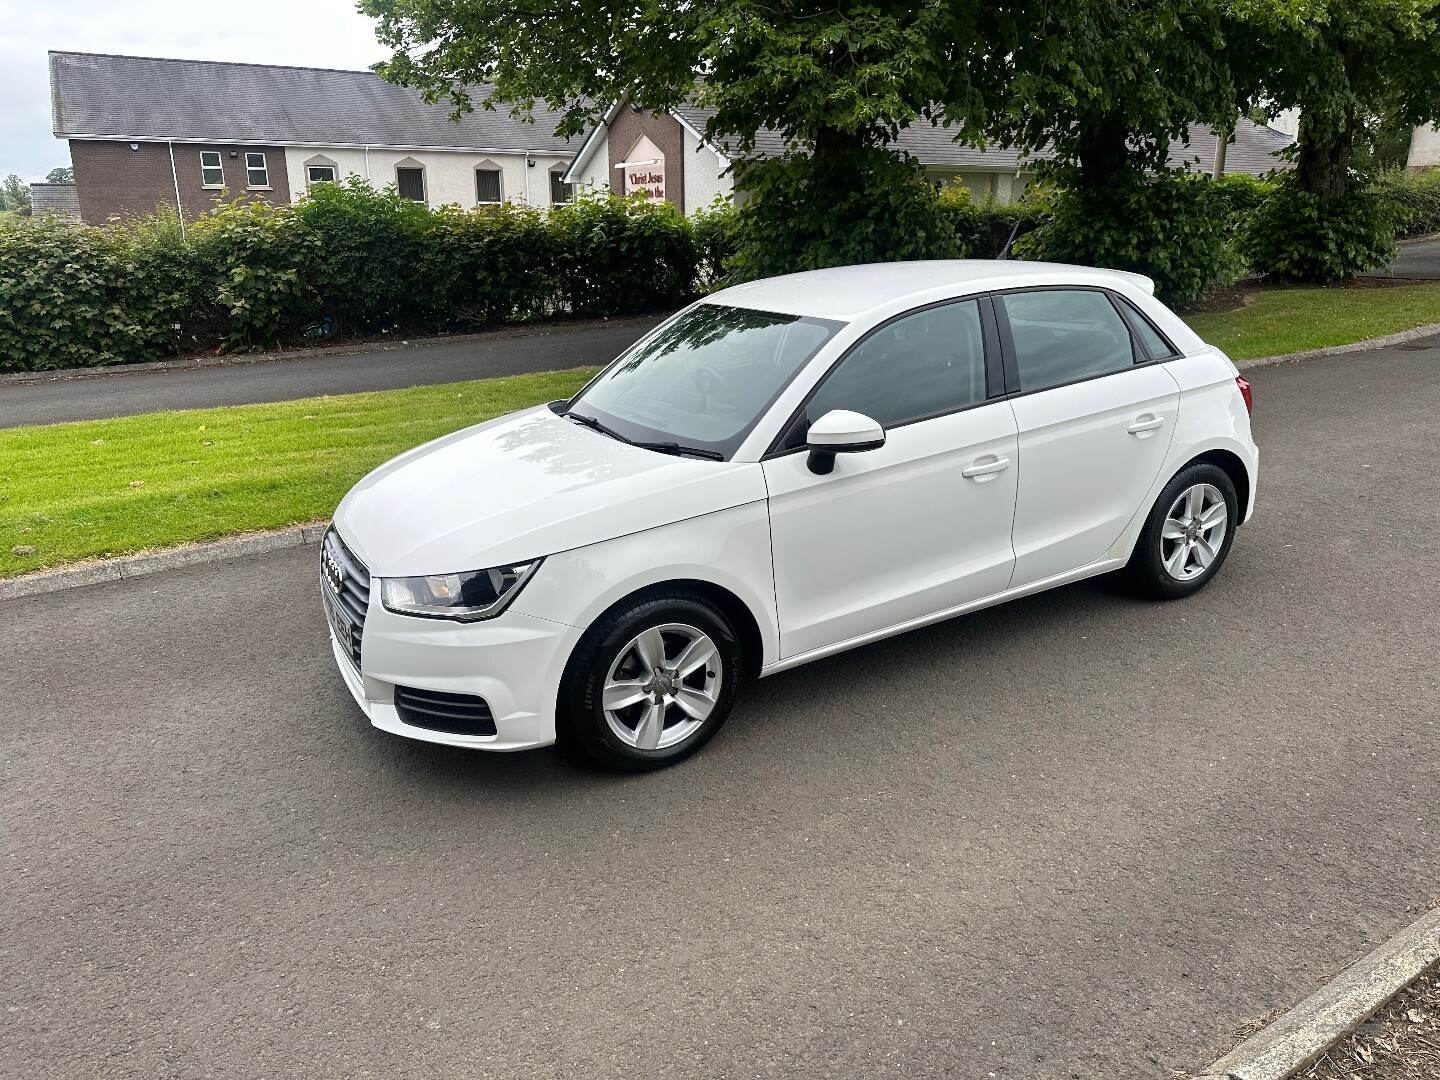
[558,590,744,771]
[1125,462,1239,599]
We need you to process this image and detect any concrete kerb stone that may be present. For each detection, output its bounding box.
[1195,907,1440,1080]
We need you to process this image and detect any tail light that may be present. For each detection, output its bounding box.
[1235,375,1253,416]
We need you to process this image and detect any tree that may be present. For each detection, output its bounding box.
[1232,0,1440,202]
[360,0,999,163]
[973,0,1249,191]
[360,0,1014,273]
[1,175,30,216]
[45,167,74,184]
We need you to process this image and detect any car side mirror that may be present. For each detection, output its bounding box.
[806,409,886,475]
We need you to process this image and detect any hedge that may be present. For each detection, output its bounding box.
[1373,168,1440,238]
[5,167,1434,371]
[0,181,706,372]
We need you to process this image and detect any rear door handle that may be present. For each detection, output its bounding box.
[1127,415,1166,435]
[961,455,1011,480]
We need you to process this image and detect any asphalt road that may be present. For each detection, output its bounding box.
[0,318,662,429]
[5,339,1440,1079]
[1363,235,1440,279]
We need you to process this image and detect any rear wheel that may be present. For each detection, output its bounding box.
[558,591,744,770]
[1125,462,1238,599]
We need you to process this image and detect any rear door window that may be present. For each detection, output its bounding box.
[1000,290,1137,392]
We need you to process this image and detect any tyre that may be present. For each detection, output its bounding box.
[558,590,744,771]
[1125,462,1239,599]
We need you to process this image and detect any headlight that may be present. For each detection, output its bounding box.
[379,560,541,622]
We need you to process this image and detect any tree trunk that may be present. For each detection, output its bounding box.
[811,125,868,164]
[1076,115,1133,191]
[1294,113,1355,203]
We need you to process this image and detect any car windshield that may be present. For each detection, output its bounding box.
[566,303,843,459]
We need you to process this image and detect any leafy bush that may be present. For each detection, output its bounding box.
[0,189,718,371]
[290,178,433,332]
[690,198,740,286]
[551,194,698,315]
[1015,173,1241,303]
[189,198,321,348]
[114,208,223,356]
[1210,173,1277,227]
[1373,168,1440,238]
[936,186,1042,258]
[0,217,143,370]
[1241,175,1398,282]
[725,149,964,282]
[426,201,561,326]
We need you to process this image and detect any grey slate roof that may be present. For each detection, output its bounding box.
[29,183,81,221]
[49,51,575,153]
[673,103,1293,176]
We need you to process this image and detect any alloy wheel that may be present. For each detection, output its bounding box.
[1160,482,1228,582]
[601,623,722,751]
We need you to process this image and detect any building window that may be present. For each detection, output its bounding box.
[307,165,337,185]
[245,152,270,189]
[200,151,224,189]
[396,166,426,202]
[475,167,502,204]
[550,166,574,205]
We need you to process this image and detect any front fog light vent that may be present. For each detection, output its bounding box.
[393,686,497,737]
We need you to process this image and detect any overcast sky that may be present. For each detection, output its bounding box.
[0,0,391,181]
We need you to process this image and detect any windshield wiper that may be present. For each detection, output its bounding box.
[631,441,725,461]
[566,411,724,461]
[565,410,634,445]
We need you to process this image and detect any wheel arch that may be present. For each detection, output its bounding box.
[563,579,768,685]
[1186,448,1252,524]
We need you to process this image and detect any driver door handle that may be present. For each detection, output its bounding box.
[961,456,1011,480]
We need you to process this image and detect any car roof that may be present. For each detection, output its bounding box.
[704,260,1156,322]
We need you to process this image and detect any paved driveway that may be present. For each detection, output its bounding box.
[4,339,1439,1079]
[1363,235,1440,279]
[0,318,661,429]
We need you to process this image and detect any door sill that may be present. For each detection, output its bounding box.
[759,558,1126,677]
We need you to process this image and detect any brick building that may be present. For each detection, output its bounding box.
[49,51,579,225]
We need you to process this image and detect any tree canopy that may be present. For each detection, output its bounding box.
[0,174,30,215]
[1229,0,1440,199]
[360,0,1006,158]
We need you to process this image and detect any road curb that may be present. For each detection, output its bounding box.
[0,314,667,388]
[4,320,1439,602]
[0,522,329,602]
[1235,322,1440,369]
[1195,907,1440,1080]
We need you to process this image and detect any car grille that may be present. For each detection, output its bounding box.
[394,686,498,737]
[321,528,370,669]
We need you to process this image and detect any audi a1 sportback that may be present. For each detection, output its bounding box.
[322,261,1258,770]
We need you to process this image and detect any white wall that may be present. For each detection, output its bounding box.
[925,168,1032,205]
[683,127,734,212]
[282,146,573,208]
[571,132,611,195]
[1270,108,1302,139]
[1408,124,1440,171]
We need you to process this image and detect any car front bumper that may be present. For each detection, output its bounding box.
[328,599,582,752]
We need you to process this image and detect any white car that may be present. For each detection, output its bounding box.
[324,261,1257,770]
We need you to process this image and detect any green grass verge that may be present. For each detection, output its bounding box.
[0,367,595,578]
[5,280,1439,579]
[1183,281,1440,360]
